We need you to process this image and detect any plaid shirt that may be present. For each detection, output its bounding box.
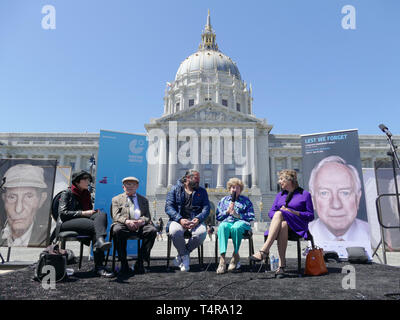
[216,195,255,225]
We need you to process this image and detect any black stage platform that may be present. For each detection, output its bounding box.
[1,257,399,301]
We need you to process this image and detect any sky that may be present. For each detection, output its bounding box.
[0,0,399,136]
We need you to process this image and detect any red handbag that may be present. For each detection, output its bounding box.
[304,246,328,276]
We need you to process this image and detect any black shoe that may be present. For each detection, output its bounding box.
[250,250,269,263]
[134,261,146,274]
[94,266,114,278]
[94,237,112,252]
[118,261,134,277]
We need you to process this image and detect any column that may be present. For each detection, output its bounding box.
[287,156,292,169]
[157,136,166,188]
[168,136,177,187]
[242,136,249,188]
[216,138,225,188]
[196,85,201,105]
[252,136,258,188]
[271,157,276,191]
[76,155,82,171]
[60,154,65,166]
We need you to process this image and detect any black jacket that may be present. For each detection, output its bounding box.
[58,188,88,222]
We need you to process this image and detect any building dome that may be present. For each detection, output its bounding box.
[163,11,253,116]
[176,50,241,81]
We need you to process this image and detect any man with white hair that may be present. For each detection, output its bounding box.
[0,164,49,247]
[308,156,371,246]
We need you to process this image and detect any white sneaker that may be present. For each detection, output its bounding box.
[180,255,190,272]
[173,255,182,268]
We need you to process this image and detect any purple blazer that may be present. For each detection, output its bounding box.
[264,188,314,239]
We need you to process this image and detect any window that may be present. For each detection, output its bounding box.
[205,97,212,101]
[189,99,194,107]
[236,103,241,112]
[222,99,228,107]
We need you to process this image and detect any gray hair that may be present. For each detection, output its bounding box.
[181,169,200,183]
[308,155,362,195]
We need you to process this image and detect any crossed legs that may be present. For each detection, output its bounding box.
[254,211,288,268]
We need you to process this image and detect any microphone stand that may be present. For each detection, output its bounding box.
[384,131,400,220]
[0,178,5,264]
[381,130,400,299]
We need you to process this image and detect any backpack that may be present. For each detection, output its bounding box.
[34,243,67,283]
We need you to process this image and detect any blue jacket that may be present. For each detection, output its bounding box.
[165,179,210,225]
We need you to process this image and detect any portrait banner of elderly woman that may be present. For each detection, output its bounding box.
[215,178,255,274]
[0,159,57,248]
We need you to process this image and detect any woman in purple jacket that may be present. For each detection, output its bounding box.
[251,170,314,278]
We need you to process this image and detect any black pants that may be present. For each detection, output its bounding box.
[60,211,108,267]
[113,222,157,264]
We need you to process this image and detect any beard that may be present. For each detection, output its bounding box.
[188,181,199,189]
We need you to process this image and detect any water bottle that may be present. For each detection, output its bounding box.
[273,257,279,271]
[269,254,276,271]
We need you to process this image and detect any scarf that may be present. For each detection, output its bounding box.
[71,184,93,211]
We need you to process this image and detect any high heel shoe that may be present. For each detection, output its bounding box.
[216,259,227,274]
[250,250,268,263]
[275,265,286,279]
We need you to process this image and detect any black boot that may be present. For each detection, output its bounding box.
[118,260,134,278]
[94,236,112,251]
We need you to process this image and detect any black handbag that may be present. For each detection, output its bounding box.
[34,244,67,282]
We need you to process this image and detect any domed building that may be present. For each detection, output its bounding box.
[163,11,251,117]
[145,11,275,218]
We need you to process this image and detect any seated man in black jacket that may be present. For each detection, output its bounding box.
[58,170,113,277]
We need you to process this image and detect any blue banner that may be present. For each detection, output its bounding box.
[94,130,148,257]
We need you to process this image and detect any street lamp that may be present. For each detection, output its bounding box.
[153,199,157,220]
[89,154,96,176]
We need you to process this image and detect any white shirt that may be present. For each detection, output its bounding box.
[309,218,372,259]
[127,194,141,220]
[1,222,33,247]
[309,218,371,242]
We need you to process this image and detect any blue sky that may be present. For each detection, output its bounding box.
[0,0,399,136]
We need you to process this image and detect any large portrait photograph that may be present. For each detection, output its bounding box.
[301,129,372,260]
[0,159,57,247]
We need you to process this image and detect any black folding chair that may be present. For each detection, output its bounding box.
[51,191,91,270]
[105,223,143,273]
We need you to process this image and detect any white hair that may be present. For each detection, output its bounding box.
[308,155,362,195]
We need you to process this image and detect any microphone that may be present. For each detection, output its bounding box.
[379,124,392,137]
[230,191,240,219]
[231,191,237,203]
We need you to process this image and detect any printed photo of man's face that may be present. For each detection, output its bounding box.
[1,164,48,244]
[313,161,361,236]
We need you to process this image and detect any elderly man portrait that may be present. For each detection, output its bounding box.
[0,164,50,247]
[111,176,157,276]
[308,155,371,246]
